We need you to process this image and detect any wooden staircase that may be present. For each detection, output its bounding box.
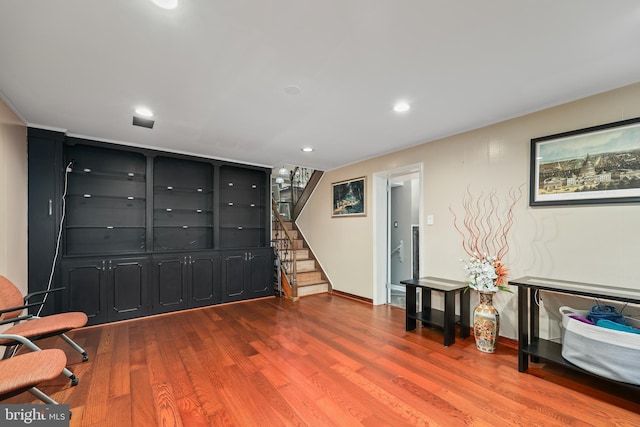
[272,219,331,298]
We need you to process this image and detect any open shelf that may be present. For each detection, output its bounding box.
[153,227,213,251]
[219,166,266,248]
[66,227,146,255]
[408,309,462,330]
[153,156,214,251]
[65,144,147,254]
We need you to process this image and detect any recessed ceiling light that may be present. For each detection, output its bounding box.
[284,85,301,95]
[135,106,154,117]
[393,101,411,113]
[301,147,314,153]
[151,0,178,9]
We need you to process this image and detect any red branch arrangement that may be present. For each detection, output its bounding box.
[449,185,523,262]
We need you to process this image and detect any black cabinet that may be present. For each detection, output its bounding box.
[152,251,222,313]
[61,257,149,325]
[29,133,273,326]
[222,249,272,302]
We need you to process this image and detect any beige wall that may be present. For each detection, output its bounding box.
[0,99,28,295]
[298,82,640,339]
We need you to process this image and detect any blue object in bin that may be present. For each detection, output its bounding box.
[588,304,628,326]
[596,319,640,334]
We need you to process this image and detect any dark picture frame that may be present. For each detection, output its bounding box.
[332,176,366,217]
[530,117,640,206]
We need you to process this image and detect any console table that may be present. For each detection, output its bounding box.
[511,276,640,378]
[400,276,470,346]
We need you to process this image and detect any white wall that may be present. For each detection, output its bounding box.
[297,81,640,340]
[0,98,28,295]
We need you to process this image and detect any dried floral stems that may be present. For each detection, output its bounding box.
[449,185,523,260]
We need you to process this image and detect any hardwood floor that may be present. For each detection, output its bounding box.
[5,294,640,426]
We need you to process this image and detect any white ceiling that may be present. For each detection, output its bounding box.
[1,1,640,171]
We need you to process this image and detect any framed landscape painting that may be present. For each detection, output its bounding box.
[530,117,640,206]
[332,176,366,217]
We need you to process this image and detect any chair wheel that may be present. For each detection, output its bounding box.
[71,376,79,386]
[82,353,89,362]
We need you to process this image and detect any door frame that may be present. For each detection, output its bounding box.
[372,163,424,305]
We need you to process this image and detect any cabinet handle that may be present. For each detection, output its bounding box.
[237,226,243,230]
[48,199,53,216]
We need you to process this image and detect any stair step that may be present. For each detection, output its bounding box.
[297,270,322,284]
[295,249,310,259]
[297,281,329,297]
[296,259,316,272]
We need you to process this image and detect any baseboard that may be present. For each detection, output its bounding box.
[331,289,373,304]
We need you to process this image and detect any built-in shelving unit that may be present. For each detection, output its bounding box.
[28,130,273,325]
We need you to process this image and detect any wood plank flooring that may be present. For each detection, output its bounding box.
[4,294,640,426]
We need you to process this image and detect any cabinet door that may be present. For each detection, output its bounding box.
[188,252,221,308]
[247,249,273,298]
[153,255,188,313]
[28,129,64,316]
[222,252,246,302]
[61,259,108,326]
[108,257,149,321]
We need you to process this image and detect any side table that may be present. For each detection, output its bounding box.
[400,276,470,346]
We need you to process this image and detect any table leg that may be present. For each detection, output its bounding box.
[406,285,417,331]
[443,290,456,346]
[517,285,529,372]
[530,286,540,363]
[460,289,470,339]
[421,288,432,326]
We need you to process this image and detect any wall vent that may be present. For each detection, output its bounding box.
[132,116,155,129]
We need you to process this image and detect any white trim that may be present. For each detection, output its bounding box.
[372,163,424,306]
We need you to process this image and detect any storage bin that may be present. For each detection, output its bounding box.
[559,306,640,385]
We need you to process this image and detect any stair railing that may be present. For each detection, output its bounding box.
[290,167,313,206]
[272,199,297,300]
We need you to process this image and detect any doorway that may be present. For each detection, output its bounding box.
[372,164,424,306]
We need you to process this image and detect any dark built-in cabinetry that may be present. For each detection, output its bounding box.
[28,129,273,325]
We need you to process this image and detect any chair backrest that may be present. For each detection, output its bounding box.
[0,275,26,321]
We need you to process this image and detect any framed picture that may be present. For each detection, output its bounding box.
[332,176,366,217]
[530,117,640,206]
